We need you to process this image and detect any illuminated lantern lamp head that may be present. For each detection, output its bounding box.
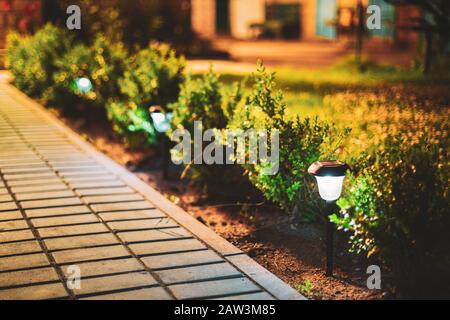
[308,160,349,202]
[74,77,93,94]
[150,110,173,134]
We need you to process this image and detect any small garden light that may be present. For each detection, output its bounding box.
[74,77,93,94]
[150,111,173,134]
[150,107,173,179]
[308,160,349,277]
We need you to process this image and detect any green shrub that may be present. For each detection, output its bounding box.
[107,43,185,147]
[89,34,128,104]
[119,43,185,108]
[332,129,450,297]
[169,69,244,190]
[48,34,128,112]
[228,63,347,220]
[6,24,71,98]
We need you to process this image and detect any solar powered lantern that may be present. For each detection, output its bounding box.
[308,160,349,277]
[74,77,93,94]
[149,106,173,180]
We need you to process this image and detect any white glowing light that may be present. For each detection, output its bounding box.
[151,112,173,133]
[75,77,93,93]
[315,176,345,201]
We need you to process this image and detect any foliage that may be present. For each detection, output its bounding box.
[5,24,71,98]
[228,63,348,220]
[41,33,127,112]
[106,43,185,147]
[119,44,185,109]
[169,69,244,190]
[331,107,450,297]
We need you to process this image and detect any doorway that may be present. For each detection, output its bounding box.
[216,0,230,35]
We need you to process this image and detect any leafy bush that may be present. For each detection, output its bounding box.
[169,69,244,190]
[332,114,450,297]
[89,34,128,104]
[119,44,185,108]
[228,63,347,220]
[107,43,185,147]
[40,34,127,113]
[6,24,71,97]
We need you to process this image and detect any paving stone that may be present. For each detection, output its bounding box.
[51,161,98,168]
[141,250,223,270]
[15,190,75,201]
[211,292,274,300]
[31,214,99,228]
[129,239,206,256]
[0,153,36,160]
[92,201,154,213]
[52,164,100,171]
[0,210,23,221]
[0,253,50,271]
[7,178,62,187]
[71,180,126,189]
[65,175,118,183]
[0,158,41,166]
[73,271,158,297]
[0,240,42,257]
[1,167,51,174]
[20,197,82,209]
[99,209,166,222]
[52,245,131,264]
[0,220,29,232]
[0,187,8,195]
[4,172,57,181]
[0,229,35,243]
[75,187,135,196]
[0,282,67,300]
[108,218,178,232]
[157,262,241,285]
[83,194,144,204]
[0,162,46,169]
[169,277,260,300]
[26,205,91,218]
[11,184,69,194]
[38,223,109,239]
[118,228,192,244]
[82,287,172,300]
[0,202,18,212]
[0,267,60,288]
[226,253,304,300]
[58,166,112,173]
[0,194,13,202]
[60,170,111,177]
[40,148,81,155]
[61,258,143,278]
[45,233,119,251]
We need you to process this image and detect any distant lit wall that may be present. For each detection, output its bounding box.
[0,0,42,48]
[230,0,265,39]
[191,0,216,39]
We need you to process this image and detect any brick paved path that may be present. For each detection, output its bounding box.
[0,78,304,300]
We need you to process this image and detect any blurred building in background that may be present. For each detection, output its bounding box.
[0,0,41,46]
[191,0,419,47]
